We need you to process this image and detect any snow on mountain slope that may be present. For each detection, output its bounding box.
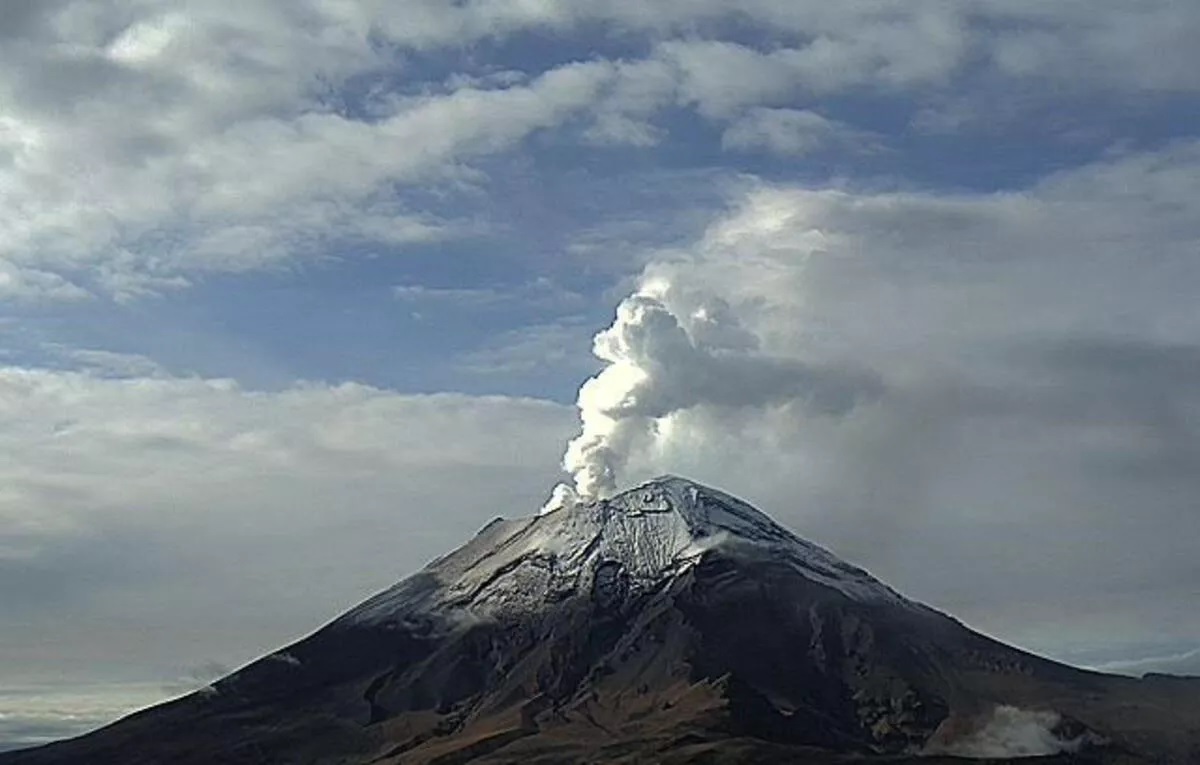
[341,475,915,627]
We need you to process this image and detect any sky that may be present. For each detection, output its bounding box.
[2,0,1199,751]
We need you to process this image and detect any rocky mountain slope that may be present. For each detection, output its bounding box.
[3,476,1198,764]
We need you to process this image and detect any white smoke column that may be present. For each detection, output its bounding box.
[925,706,1090,758]
[543,277,881,511]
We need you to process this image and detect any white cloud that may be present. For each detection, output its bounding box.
[0,261,90,302]
[658,40,807,119]
[41,346,168,378]
[0,1,617,299]
[0,364,573,683]
[1091,646,1200,677]
[393,284,507,305]
[657,16,966,118]
[0,367,571,542]
[0,683,170,752]
[392,278,583,311]
[105,12,191,65]
[987,1,1200,92]
[0,32,614,299]
[460,317,598,377]
[582,115,665,148]
[721,108,864,156]
[581,59,676,147]
[3,2,1196,300]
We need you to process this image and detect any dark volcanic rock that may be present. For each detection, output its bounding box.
[3,476,1198,764]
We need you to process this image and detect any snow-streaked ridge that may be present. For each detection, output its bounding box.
[340,476,913,627]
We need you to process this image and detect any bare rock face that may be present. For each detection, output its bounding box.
[4,477,1199,764]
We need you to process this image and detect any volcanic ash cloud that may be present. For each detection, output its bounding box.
[544,279,882,512]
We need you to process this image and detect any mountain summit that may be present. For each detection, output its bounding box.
[341,475,909,629]
[4,477,1199,764]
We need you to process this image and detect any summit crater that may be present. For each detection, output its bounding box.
[341,475,910,628]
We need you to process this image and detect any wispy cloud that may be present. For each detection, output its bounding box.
[721,108,877,156]
[392,278,584,312]
[40,345,169,379]
[459,317,599,377]
[1091,647,1200,677]
[0,683,169,752]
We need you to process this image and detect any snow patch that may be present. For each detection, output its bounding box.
[341,476,915,627]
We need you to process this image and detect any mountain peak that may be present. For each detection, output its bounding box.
[604,474,798,545]
[341,477,910,627]
[14,477,1199,764]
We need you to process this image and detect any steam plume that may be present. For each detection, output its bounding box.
[544,277,881,511]
[924,706,1092,758]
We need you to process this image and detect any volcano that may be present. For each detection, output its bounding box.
[4,476,1198,764]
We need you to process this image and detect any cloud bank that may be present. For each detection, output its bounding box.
[0,364,573,687]
[544,142,1200,660]
[3,1,1198,299]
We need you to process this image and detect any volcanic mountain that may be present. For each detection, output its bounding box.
[4,477,1198,764]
